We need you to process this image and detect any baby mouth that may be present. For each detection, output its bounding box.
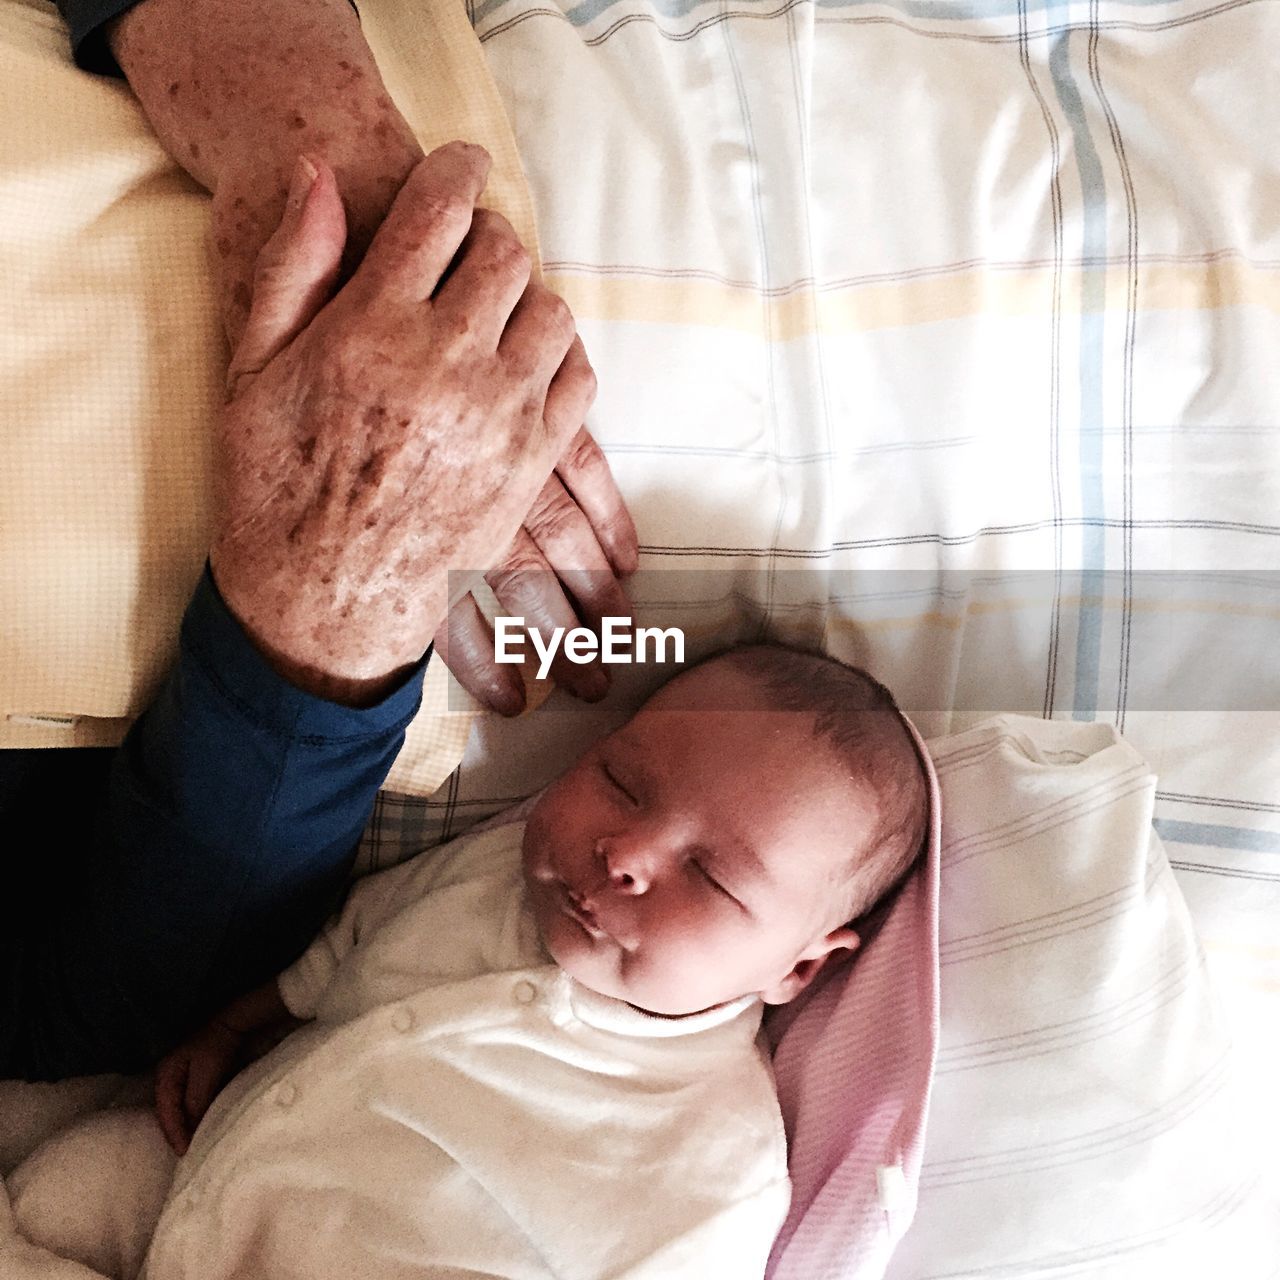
[562,887,608,940]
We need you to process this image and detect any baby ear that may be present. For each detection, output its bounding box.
[759,926,860,1005]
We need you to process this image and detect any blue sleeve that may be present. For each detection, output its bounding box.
[2,567,428,1080]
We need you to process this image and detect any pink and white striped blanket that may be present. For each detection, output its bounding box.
[765,714,941,1280]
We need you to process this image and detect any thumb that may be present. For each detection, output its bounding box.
[225,155,348,400]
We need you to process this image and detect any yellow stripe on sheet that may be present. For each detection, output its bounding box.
[615,596,1280,640]
[808,596,1280,637]
[1202,940,1280,963]
[545,258,1280,337]
[1202,939,1280,996]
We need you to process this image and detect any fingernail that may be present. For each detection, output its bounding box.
[490,680,526,718]
[579,667,610,702]
[286,154,319,213]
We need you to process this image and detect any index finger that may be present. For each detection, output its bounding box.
[353,141,492,304]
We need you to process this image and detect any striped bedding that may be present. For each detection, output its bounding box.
[879,716,1274,1280]
[370,0,1280,879]
[0,0,1276,1273]
[358,0,1280,1270]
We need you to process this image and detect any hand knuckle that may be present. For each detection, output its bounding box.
[419,192,471,240]
[562,431,600,475]
[488,572,538,611]
[475,208,515,243]
[488,553,546,601]
[528,493,578,543]
[542,293,574,338]
[551,367,597,423]
[573,363,598,405]
[501,541,547,578]
[490,236,531,283]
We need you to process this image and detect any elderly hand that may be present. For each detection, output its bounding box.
[110,0,637,710]
[438,429,639,715]
[209,143,601,706]
[212,149,635,714]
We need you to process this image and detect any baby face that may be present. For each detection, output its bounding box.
[521,664,871,1016]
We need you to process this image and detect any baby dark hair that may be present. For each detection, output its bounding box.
[696,644,931,924]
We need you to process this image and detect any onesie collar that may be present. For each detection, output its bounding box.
[558,972,763,1039]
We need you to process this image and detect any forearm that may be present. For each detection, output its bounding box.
[108,0,422,340]
[107,0,419,194]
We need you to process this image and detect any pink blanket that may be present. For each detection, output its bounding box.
[765,716,942,1280]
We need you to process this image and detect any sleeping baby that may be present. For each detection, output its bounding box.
[8,643,929,1280]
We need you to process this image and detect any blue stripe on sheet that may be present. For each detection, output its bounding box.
[1154,819,1280,855]
[474,0,1197,35]
[718,7,787,630]
[1045,4,1109,719]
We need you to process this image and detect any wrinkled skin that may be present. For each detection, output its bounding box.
[210,146,597,704]
[110,0,638,709]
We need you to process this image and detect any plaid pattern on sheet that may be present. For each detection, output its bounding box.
[363,0,1280,885]
[355,0,1280,1259]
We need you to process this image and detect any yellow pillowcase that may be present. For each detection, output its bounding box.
[0,0,535,794]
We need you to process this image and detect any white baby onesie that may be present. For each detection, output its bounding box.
[139,820,790,1279]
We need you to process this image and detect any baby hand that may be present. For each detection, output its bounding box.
[154,979,296,1155]
[153,1017,248,1156]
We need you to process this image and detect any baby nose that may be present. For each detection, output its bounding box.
[596,838,650,894]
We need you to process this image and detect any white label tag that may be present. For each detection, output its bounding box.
[876,1163,907,1212]
[7,713,79,729]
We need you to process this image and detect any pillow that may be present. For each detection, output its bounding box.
[875,715,1274,1279]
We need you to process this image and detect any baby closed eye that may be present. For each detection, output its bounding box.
[692,859,747,911]
[601,761,639,806]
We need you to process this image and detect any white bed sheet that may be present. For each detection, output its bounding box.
[393,0,1280,1256]
[1,0,1277,1272]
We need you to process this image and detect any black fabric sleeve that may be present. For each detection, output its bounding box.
[1,567,428,1081]
[52,0,364,77]
[51,0,140,75]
